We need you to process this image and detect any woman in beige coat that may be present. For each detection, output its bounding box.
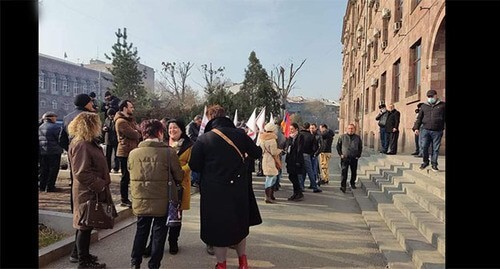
[68,112,115,269]
[258,122,282,203]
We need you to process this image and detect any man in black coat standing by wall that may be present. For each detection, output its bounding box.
[413,89,445,171]
[385,103,400,155]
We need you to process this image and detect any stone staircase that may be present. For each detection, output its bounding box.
[353,152,445,269]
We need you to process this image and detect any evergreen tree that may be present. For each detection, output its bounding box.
[237,51,280,119]
[104,27,146,103]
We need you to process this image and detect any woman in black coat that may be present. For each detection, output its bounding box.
[189,105,262,269]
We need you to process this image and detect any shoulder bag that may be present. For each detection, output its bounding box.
[78,189,117,229]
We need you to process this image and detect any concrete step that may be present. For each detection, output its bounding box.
[399,182,445,223]
[398,170,445,200]
[392,194,445,256]
[352,187,415,269]
[368,190,445,269]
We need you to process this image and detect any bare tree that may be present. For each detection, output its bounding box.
[271,59,307,117]
[160,61,194,104]
[199,63,225,95]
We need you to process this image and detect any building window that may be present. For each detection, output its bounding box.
[392,59,401,103]
[73,82,79,96]
[373,38,379,62]
[40,100,46,108]
[82,83,88,94]
[64,103,70,111]
[52,100,58,110]
[382,19,389,49]
[367,46,371,70]
[39,71,46,91]
[409,39,422,95]
[62,80,69,95]
[358,62,361,83]
[365,87,369,114]
[368,7,373,26]
[51,78,57,94]
[380,72,386,104]
[371,83,377,112]
[395,0,403,22]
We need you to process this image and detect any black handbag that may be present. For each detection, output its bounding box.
[166,181,183,227]
[78,189,117,229]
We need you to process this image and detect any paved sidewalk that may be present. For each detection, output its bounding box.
[42,153,388,269]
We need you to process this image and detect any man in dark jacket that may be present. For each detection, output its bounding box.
[319,124,335,184]
[298,122,322,193]
[102,108,119,173]
[413,89,445,171]
[100,90,121,116]
[385,104,400,155]
[188,105,262,269]
[39,111,64,192]
[375,104,389,153]
[336,123,363,193]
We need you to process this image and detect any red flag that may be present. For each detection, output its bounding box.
[280,112,291,138]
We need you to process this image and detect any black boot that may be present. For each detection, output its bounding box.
[169,241,179,254]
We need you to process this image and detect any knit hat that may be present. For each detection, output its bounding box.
[264,122,277,133]
[104,91,112,97]
[74,93,92,107]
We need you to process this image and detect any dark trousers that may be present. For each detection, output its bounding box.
[146,225,181,249]
[387,131,399,154]
[414,133,420,153]
[288,172,303,194]
[340,157,358,188]
[118,157,130,202]
[39,154,61,191]
[105,144,119,172]
[75,229,93,263]
[421,129,443,166]
[131,216,168,269]
[379,127,388,153]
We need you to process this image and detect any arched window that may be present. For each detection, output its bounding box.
[52,100,58,109]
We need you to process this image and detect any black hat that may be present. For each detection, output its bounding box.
[104,91,112,97]
[378,104,386,109]
[89,91,96,98]
[74,93,92,107]
[426,89,437,97]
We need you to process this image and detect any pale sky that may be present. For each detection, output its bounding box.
[38,0,347,101]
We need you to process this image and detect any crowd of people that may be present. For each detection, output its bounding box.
[38,87,444,268]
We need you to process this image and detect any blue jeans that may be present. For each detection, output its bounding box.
[420,129,443,166]
[300,153,319,190]
[191,171,200,186]
[131,216,168,268]
[265,175,277,188]
[311,155,320,181]
[379,127,388,153]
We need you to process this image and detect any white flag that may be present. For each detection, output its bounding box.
[233,109,238,127]
[198,106,209,135]
[269,112,274,125]
[255,107,266,132]
[246,108,257,133]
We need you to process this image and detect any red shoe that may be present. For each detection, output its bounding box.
[238,255,248,269]
[215,261,226,269]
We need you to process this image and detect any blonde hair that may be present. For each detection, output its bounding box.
[68,112,102,143]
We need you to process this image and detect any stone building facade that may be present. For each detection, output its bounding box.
[39,54,113,120]
[85,59,155,92]
[339,0,445,153]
